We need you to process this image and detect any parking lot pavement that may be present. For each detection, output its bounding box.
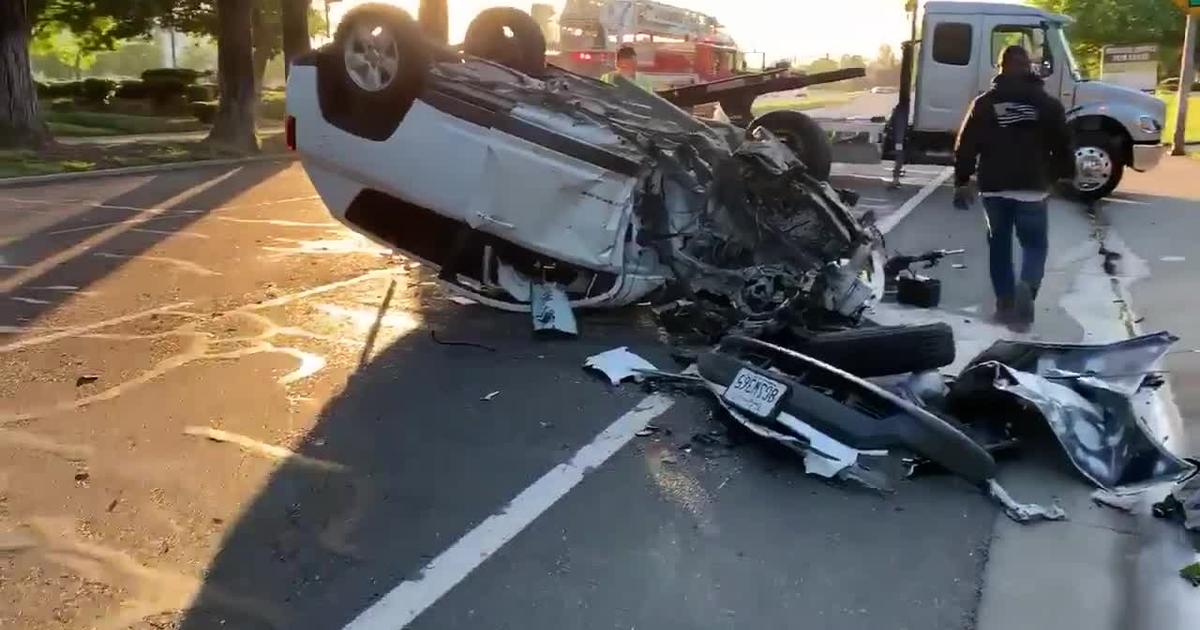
[0,163,1029,630]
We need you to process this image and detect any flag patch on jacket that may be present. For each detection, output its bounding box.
[993,102,1040,127]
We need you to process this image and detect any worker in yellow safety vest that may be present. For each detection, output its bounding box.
[601,45,654,91]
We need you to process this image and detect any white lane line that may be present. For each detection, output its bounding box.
[0,302,190,353]
[875,167,953,234]
[0,169,241,294]
[343,393,677,630]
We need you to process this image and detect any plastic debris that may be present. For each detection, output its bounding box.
[584,347,658,385]
[447,296,478,306]
[986,479,1067,524]
[481,391,501,402]
[75,375,99,387]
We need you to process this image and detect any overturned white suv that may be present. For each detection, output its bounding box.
[287,4,944,370]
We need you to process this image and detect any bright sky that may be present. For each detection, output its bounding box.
[325,0,917,61]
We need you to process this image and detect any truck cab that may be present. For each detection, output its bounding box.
[891,1,1166,200]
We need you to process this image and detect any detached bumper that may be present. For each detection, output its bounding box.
[1131,142,1167,172]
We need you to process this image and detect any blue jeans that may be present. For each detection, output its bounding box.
[982,196,1048,301]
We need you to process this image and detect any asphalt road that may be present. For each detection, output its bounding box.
[0,159,1195,630]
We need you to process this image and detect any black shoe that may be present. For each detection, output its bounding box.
[1009,283,1035,332]
[993,297,1014,324]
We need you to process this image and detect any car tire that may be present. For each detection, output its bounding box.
[794,323,956,377]
[323,3,430,141]
[1067,131,1125,202]
[463,7,546,77]
[748,110,833,181]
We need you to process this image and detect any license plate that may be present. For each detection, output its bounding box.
[722,368,787,418]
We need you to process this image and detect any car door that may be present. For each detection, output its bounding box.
[978,16,1065,101]
[913,13,981,133]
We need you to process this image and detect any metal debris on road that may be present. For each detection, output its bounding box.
[949,332,1194,490]
[635,425,660,438]
[1090,488,1142,513]
[531,279,578,337]
[584,347,658,385]
[447,296,478,306]
[986,479,1067,523]
[75,375,99,386]
[481,391,501,402]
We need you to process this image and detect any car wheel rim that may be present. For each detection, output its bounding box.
[1074,146,1113,192]
[344,22,400,92]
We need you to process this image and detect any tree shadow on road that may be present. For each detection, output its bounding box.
[0,161,290,328]
[175,295,668,629]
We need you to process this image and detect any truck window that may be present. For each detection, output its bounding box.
[990,26,1046,67]
[931,23,972,66]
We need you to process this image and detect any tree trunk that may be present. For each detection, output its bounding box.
[207,0,259,153]
[419,0,449,44]
[74,49,82,80]
[250,5,270,99]
[281,0,311,78]
[0,0,49,149]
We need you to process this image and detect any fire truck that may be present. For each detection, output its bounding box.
[551,0,742,89]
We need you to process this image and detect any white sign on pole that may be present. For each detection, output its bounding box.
[1100,44,1160,92]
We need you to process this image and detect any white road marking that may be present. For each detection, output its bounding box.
[343,394,677,630]
[0,169,241,294]
[874,167,954,234]
[1160,256,1186,262]
[0,302,191,353]
[10,296,51,305]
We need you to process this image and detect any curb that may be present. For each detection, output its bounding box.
[0,153,297,189]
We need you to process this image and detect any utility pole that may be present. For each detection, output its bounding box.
[1173,14,1197,155]
[1173,1,1199,155]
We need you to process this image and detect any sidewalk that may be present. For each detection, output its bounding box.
[57,124,286,146]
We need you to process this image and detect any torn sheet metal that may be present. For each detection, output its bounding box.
[951,360,1193,490]
[1155,472,1200,531]
[531,279,578,336]
[965,331,1177,396]
[585,347,657,385]
[986,479,1067,523]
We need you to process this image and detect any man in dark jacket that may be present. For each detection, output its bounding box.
[953,45,1074,331]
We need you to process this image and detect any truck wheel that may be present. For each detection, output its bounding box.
[1069,132,1125,201]
[325,3,429,140]
[794,323,956,377]
[464,8,546,77]
[748,110,833,181]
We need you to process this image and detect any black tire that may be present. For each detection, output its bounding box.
[1067,131,1125,202]
[463,7,546,77]
[796,322,955,377]
[322,3,429,141]
[748,110,833,181]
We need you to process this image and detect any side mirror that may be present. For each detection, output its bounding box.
[1038,56,1054,78]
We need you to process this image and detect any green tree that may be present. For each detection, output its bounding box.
[31,28,101,80]
[839,54,867,69]
[808,56,840,74]
[165,0,323,94]
[3,0,173,148]
[1028,0,1187,77]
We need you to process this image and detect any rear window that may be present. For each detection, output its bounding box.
[932,23,973,66]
